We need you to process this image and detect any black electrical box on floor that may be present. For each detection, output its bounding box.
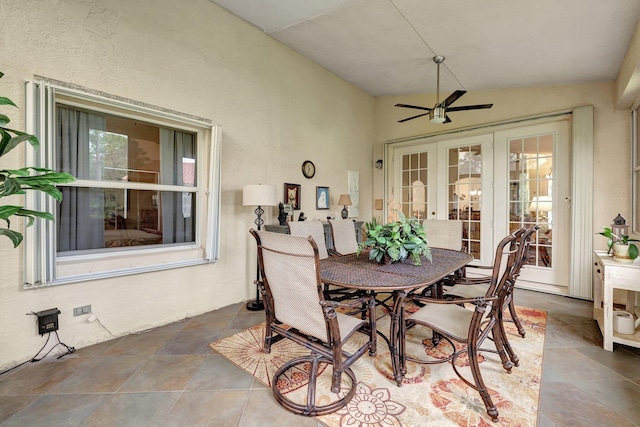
[36,308,61,335]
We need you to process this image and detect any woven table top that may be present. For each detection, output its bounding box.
[320,248,473,291]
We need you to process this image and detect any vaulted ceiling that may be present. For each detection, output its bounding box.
[211,0,640,99]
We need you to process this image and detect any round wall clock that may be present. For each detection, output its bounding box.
[302,160,315,179]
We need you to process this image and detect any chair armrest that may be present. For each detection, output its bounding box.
[321,295,373,310]
[450,276,492,286]
[465,264,493,270]
[410,294,498,306]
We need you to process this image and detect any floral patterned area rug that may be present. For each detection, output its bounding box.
[209,306,546,427]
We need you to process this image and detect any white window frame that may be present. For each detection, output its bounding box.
[23,77,221,287]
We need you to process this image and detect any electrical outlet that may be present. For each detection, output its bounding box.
[73,305,91,316]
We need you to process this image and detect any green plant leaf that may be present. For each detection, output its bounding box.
[15,209,55,222]
[0,205,23,219]
[0,96,17,107]
[0,228,23,247]
[0,113,10,127]
[0,133,39,156]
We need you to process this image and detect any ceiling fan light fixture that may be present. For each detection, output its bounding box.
[430,106,446,123]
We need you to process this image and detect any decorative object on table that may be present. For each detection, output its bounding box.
[242,184,277,311]
[283,203,294,221]
[337,194,352,219]
[0,71,75,248]
[597,214,639,262]
[316,186,329,210]
[277,202,287,226]
[283,183,300,210]
[298,212,306,221]
[348,170,359,217]
[357,210,431,265]
[301,160,315,179]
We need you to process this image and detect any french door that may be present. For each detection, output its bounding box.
[388,119,571,292]
[494,121,570,290]
[391,134,494,266]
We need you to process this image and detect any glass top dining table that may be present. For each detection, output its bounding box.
[319,247,473,385]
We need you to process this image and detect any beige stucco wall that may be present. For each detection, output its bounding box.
[374,82,634,255]
[0,0,375,369]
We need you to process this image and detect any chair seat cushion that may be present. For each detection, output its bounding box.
[446,283,489,299]
[408,303,473,341]
[336,312,366,342]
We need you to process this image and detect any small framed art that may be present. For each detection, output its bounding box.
[316,186,329,210]
[284,183,300,210]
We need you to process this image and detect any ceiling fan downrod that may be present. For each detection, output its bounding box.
[433,55,444,105]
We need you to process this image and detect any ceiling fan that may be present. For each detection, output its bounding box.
[395,56,493,124]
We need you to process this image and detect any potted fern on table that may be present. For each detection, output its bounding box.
[0,71,75,247]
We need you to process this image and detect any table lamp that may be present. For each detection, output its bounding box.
[338,194,352,219]
[243,184,277,311]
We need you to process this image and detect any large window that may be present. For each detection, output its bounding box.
[24,78,221,286]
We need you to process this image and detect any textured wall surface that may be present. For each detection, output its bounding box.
[0,0,375,369]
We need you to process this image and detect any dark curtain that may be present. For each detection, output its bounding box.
[56,107,106,251]
[160,128,196,243]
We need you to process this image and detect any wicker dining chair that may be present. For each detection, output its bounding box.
[445,226,539,337]
[287,220,329,259]
[423,219,464,251]
[328,219,359,255]
[403,231,519,422]
[251,229,377,416]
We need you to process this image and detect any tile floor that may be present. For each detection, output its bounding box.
[1,289,639,426]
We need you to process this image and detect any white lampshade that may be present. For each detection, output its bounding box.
[243,184,277,207]
[529,196,553,213]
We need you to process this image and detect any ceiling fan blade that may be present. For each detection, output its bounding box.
[398,112,430,123]
[442,90,467,108]
[444,115,452,123]
[395,103,432,111]
[446,104,493,112]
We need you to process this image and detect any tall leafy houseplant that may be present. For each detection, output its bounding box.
[0,72,75,247]
[358,211,432,265]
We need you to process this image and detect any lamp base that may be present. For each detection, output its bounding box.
[246,300,264,311]
[341,206,349,219]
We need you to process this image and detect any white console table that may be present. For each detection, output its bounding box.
[593,250,640,351]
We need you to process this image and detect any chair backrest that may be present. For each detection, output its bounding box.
[511,225,539,281]
[423,219,463,250]
[485,231,520,299]
[328,219,359,255]
[287,220,329,259]
[252,229,330,342]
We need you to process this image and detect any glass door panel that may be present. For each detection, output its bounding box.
[398,150,431,220]
[508,134,554,268]
[447,144,483,260]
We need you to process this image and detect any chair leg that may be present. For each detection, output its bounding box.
[492,321,513,372]
[508,296,526,338]
[497,308,520,367]
[272,355,357,416]
[467,344,499,422]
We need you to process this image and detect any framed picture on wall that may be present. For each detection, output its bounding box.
[284,183,301,210]
[316,186,329,210]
